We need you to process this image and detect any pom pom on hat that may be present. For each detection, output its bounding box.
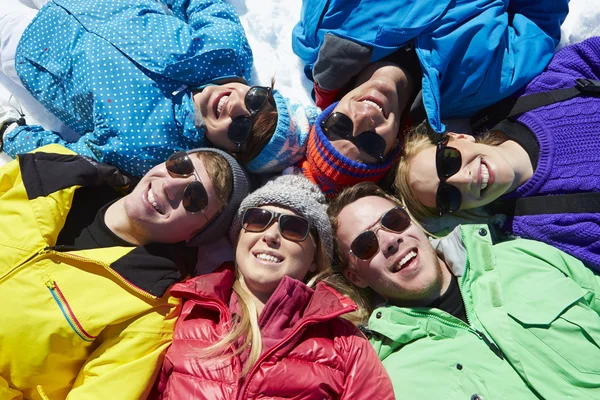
[300,102,402,197]
[247,90,319,173]
[229,175,333,259]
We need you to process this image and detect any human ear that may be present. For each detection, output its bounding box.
[344,267,368,289]
[447,132,476,142]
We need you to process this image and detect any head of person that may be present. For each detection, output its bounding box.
[301,61,412,196]
[395,123,516,219]
[113,148,249,246]
[328,181,450,308]
[194,81,319,174]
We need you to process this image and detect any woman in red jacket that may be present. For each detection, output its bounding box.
[152,175,394,399]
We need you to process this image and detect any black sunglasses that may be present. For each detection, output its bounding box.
[349,206,412,260]
[228,86,274,153]
[165,151,210,215]
[435,137,463,216]
[242,207,311,242]
[320,112,387,162]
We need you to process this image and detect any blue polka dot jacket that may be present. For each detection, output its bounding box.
[6,0,252,176]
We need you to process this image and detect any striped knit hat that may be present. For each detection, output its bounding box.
[299,102,402,197]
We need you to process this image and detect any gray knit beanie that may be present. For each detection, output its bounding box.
[229,175,333,258]
[185,147,250,246]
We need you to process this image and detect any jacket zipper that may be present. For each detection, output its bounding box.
[0,246,51,281]
[237,306,354,399]
[44,277,97,342]
[458,230,504,360]
[47,247,157,300]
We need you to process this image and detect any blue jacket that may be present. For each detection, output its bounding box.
[6,0,252,176]
[292,0,569,133]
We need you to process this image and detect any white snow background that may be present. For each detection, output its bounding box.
[1,0,599,166]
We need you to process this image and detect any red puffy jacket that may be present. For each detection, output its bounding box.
[152,264,395,399]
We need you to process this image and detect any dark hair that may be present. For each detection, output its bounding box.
[237,79,278,165]
[194,152,233,212]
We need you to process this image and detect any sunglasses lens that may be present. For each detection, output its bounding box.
[245,86,270,114]
[279,215,310,242]
[436,146,462,178]
[228,116,253,146]
[321,112,353,139]
[183,181,209,213]
[355,131,387,162]
[166,151,194,176]
[242,208,273,232]
[436,183,462,215]
[381,207,411,233]
[350,230,379,260]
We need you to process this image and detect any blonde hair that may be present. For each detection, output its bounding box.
[200,230,333,376]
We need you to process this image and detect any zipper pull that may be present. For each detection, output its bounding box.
[43,275,55,290]
[475,329,504,360]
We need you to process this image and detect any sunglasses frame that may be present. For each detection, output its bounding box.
[348,206,412,261]
[228,86,274,153]
[165,151,210,219]
[241,207,311,242]
[320,111,387,162]
[435,137,463,216]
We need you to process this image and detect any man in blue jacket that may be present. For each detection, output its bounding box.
[293,0,569,133]
[327,182,600,399]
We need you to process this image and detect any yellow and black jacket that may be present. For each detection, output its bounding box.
[0,145,182,400]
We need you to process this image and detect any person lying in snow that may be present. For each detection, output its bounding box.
[0,144,248,399]
[329,181,600,399]
[396,36,600,273]
[0,0,317,177]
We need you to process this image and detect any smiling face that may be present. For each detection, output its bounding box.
[336,196,449,307]
[194,83,272,153]
[121,155,221,244]
[235,205,317,300]
[329,62,411,164]
[408,134,517,211]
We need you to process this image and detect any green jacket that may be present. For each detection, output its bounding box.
[369,224,600,400]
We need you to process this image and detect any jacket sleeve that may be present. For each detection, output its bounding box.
[339,331,395,400]
[507,0,569,48]
[109,0,252,85]
[65,304,178,400]
[4,124,169,177]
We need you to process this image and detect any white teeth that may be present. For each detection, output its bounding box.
[147,189,161,213]
[361,99,383,113]
[481,163,489,191]
[395,250,417,272]
[216,95,229,118]
[256,253,282,263]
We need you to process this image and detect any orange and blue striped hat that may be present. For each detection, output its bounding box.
[299,103,402,197]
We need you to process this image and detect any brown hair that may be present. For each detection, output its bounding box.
[194,152,233,212]
[236,78,278,166]
[394,122,509,220]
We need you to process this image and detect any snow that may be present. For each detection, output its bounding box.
[1,0,599,166]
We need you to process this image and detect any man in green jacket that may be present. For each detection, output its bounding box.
[328,182,600,400]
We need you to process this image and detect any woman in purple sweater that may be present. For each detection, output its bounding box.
[395,36,600,272]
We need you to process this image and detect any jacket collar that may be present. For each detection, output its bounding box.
[429,225,467,277]
[171,263,357,322]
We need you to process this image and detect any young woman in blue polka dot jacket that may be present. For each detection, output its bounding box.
[0,0,318,176]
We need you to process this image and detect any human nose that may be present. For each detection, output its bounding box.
[446,167,474,194]
[352,103,378,136]
[227,89,250,119]
[163,174,194,205]
[261,221,281,247]
[376,226,403,257]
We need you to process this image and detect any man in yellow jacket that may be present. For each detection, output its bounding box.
[0,144,249,399]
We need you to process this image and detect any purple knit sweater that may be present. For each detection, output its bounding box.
[503,37,600,272]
